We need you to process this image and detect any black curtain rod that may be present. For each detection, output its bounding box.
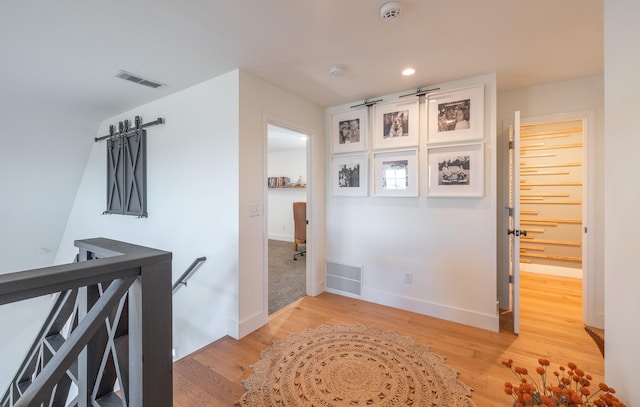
[399,87,440,98]
[95,117,164,142]
[350,98,383,108]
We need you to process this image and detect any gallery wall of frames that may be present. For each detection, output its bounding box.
[330,84,485,198]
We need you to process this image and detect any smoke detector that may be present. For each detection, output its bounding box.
[380,1,401,21]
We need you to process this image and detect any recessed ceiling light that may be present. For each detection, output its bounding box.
[329,64,346,76]
[402,68,416,76]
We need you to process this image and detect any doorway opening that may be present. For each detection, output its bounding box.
[266,124,308,314]
[518,118,585,331]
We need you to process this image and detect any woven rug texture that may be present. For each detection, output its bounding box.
[237,323,477,406]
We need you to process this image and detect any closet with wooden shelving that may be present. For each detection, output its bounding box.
[519,119,583,273]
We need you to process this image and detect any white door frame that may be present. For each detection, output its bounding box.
[263,117,316,316]
[519,110,600,328]
[511,112,522,334]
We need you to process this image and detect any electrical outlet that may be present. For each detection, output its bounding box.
[404,271,412,283]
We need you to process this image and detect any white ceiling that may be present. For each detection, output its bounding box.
[1,0,603,122]
[268,124,307,153]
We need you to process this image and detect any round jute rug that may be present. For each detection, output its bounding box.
[237,323,477,406]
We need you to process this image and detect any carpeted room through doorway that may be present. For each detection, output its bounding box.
[268,239,306,314]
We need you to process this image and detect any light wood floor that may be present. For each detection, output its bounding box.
[173,272,604,406]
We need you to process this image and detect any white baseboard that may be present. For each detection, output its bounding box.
[361,287,499,332]
[233,311,268,340]
[268,233,293,242]
[520,263,582,279]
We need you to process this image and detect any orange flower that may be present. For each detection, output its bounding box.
[538,358,551,366]
[501,359,625,407]
[570,392,582,403]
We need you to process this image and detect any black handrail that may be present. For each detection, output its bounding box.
[172,256,207,293]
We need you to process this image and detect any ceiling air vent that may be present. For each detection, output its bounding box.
[114,70,165,89]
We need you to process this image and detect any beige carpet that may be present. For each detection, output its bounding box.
[237,324,477,406]
[268,239,306,314]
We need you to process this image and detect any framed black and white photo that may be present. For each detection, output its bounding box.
[427,85,484,144]
[427,142,484,197]
[331,107,368,153]
[373,99,419,149]
[373,149,418,197]
[331,153,368,196]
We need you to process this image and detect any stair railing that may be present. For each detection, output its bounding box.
[172,256,207,294]
[0,238,172,407]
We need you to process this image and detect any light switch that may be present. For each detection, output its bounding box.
[249,204,261,217]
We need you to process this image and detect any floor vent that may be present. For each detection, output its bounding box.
[326,261,362,296]
[114,70,165,88]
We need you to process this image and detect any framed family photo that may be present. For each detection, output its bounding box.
[373,99,419,149]
[426,142,484,197]
[331,107,368,153]
[372,149,418,197]
[331,153,368,196]
[427,84,484,144]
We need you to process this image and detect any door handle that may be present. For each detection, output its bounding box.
[507,229,527,237]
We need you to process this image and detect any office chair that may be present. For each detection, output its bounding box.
[293,201,306,260]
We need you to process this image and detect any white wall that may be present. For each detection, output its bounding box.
[325,74,499,331]
[0,102,94,274]
[55,71,240,360]
[237,70,325,338]
[604,2,640,404]
[268,149,307,241]
[496,75,605,327]
[0,97,97,388]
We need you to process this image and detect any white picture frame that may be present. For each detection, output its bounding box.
[331,153,368,196]
[373,99,420,149]
[331,107,368,153]
[427,142,484,197]
[427,84,484,144]
[373,148,419,197]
